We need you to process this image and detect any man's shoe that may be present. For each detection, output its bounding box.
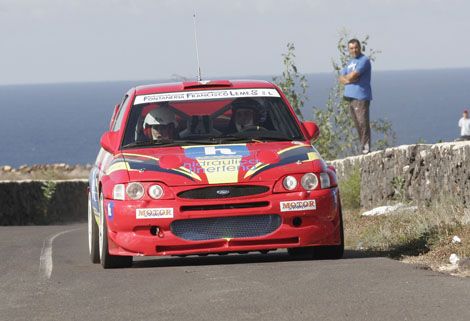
[362,143,370,154]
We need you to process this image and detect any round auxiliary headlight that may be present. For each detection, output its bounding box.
[301,173,318,191]
[126,182,144,200]
[283,175,298,191]
[148,184,164,199]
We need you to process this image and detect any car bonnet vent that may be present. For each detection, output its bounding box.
[183,80,232,89]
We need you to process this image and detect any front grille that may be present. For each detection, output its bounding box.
[170,214,281,241]
[181,201,269,212]
[178,185,269,199]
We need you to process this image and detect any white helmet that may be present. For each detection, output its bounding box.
[143,106,177,129]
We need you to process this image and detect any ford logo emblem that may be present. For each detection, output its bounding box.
[216,189,230,196]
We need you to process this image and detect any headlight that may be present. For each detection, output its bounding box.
[126,182,144,200]
[301,173,318,190]
[283,175,298,190]
[320,173,331,189]
[148,184,164,199]
[113,184,125,200]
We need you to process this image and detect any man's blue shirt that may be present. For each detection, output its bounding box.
[341,54,372,100]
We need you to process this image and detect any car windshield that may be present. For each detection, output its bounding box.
[121,88,304,148]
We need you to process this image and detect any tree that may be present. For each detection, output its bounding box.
[273,43,308,121]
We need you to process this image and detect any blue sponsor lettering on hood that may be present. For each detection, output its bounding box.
[184,145,250,159]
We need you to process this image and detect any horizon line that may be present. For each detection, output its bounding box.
[2,66,470,87]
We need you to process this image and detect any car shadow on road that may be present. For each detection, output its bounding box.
[130,249,393,269]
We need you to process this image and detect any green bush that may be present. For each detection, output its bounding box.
[339,166,361,209]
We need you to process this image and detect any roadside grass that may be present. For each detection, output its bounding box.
[338,166,361,210]
[343,198,470,267]
[401,224,470,274]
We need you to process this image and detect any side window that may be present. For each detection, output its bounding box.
[111,95,129,132]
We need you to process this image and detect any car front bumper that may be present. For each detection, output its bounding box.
[103,187,342,256]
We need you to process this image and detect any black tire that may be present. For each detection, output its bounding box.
[288,206,344,260]
[88,192,100,264]
[98,192,132,269]
[287,246,315,258]
[312,205,345,260]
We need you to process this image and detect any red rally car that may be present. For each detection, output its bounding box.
[88,80,344,268]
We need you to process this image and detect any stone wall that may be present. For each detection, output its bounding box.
[0,180,88,225]
[329,142,470,209]
[1,141,469,225]
[0,164,91,181]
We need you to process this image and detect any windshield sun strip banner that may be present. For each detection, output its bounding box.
[133,88,280,105]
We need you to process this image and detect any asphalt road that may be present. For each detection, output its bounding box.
[1,224,469,321]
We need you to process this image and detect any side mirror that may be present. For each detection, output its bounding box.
[100,131,120,154]
[302,121,320,142]
[109,104,120,130]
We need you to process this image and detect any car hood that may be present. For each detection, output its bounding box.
[116,142,326,186]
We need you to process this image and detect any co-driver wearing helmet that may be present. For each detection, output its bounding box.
[228,98,267,133]
[143,105,178,141]
[234,108,256,131]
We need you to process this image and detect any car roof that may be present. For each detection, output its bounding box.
[134,79,276,96]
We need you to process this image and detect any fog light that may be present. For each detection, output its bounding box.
[126,182,144,200]
[149,184,164,199]
[283,176,298,190]
[301,173,318,190]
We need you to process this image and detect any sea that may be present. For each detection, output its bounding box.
[1,68,469,167]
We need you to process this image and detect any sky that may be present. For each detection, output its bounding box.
[1,0,470,85]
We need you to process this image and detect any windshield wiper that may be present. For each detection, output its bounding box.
[216,135,253,143]
[219,133,292,142]
[121,139,177,149]
[173,138,222,145]
[251,136,292,141]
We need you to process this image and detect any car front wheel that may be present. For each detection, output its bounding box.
[288,206,344,260]
[98,192,132,269]
[88,192,100,263]
[312,205,344,259]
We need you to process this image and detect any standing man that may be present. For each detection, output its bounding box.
[339,39,372,154]
[457,109,470,141]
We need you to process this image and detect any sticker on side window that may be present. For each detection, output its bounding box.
[280,200,316,212]
[136,208,174,219]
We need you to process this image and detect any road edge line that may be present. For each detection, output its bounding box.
[38,227,81,280]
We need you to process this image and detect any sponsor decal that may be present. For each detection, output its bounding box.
[280,200,316,212]
[117,153,201,181]
[134,88,280,105]
[184,145,250,158]
[107,202,114,220]
[182,144,257,184]
[136,208,174,219]
[183,158,258,175]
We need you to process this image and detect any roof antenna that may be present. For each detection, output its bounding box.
[193,11,202,81]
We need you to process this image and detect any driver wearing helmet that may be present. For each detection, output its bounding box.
[143,105,178,140]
